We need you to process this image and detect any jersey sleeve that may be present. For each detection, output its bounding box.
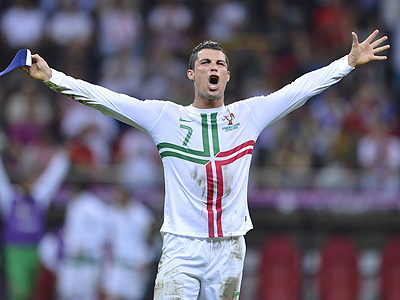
[243,55,354,131]
[45,69,168,133]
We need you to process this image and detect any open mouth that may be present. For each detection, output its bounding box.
[208,75,219,91]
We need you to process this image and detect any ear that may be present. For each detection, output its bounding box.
[187,69,194,81]
[227,71,230,82]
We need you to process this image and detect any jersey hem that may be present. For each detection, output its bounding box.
[159,227,253,238]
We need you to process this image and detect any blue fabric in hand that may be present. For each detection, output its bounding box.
[0,49,31,77]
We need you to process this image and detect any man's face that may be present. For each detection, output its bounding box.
[187,49,230,102]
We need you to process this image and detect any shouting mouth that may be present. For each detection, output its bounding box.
[208,75,219,91]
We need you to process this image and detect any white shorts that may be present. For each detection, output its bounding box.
[153,232,246,300]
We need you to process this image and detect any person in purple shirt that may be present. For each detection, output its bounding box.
[0,149,69,300]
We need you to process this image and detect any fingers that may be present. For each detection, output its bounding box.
[373,44,390,54]
[351,32,359,45]
[365,29,380,44]
[19,66,28,73]
[31,53,41,60]
[371,35,389,48]
[373,55,387,61]
[31,54,41,64]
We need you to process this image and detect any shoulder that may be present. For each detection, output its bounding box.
[142,99,184,112]
[226,98,259,112]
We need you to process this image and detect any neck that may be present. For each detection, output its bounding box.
[192,94,224,109]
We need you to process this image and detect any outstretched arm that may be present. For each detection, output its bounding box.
[19,52,168,134]
[20,54,52,82]
[347,29,390,68]
[245,30,390,131]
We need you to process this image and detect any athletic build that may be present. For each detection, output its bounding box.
[21,30,389,299]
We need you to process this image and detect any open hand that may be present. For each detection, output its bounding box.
[348,29,390,68]
[19,54,52,82]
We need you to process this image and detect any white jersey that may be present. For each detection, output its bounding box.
[45,56,353,238]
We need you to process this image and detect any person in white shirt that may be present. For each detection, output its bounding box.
[102,184,156,300]
[56,182,109,300]
[20,29,389,299]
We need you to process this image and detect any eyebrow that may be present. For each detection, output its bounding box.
[199,58,226,65]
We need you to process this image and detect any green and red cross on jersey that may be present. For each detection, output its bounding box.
[157,112,255,237]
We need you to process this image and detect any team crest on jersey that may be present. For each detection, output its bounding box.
[222,113,240,132]
[223,113,235,125]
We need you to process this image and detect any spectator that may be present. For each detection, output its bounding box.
[98,49,145,97]
[357,123,400,190]
[380,0,400,96]
[56,182,110,300]
[114,127,163,190]
[0,0,45,50]
[46,0,94,49]
[39,0,97,14]
[32,204,66,300]
[311,0,355,59]
[97,0,143,58]
[0,148,70,300]
[204,0,249,43]
[147,0,194,53]
[135,48,191,102]
[60,100,119,166]
[3,79,54,150]
[102,184,156,300]
[45,0,95,79]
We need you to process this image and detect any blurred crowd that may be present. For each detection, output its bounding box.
[0,0,399,299]
[0,0,398,191]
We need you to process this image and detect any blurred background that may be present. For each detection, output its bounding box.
[0,0,399,299]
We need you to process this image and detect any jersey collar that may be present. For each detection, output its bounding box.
[186,104,227,115]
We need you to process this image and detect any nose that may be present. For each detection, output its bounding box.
[211,62,217,72]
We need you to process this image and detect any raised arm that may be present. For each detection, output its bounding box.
[30,148,70,210]
[347,29,390,68]
[0,155,14,214]
[245,29,390,131]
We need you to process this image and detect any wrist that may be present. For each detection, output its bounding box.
[43,69,52,82]
[347,55,357,68]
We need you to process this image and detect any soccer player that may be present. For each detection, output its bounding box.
[21,29,389,299]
